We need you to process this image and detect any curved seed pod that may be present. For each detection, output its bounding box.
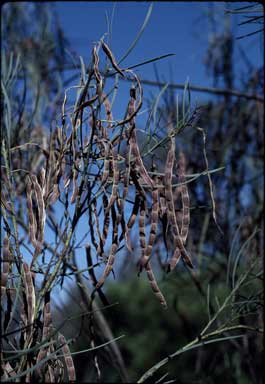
[58,333,76,382]
[178,151,190,243]
[102,42,125,77]
[26,176,38,249]
[100,194,125,281]
[120,213,132,252]
[105,147,119,212]
[119,138,132,251]
[46,146,64,206]
[73,94,99,115]
[159,188,167,218]
[47,183,60,205]
[127,85,153,188]
[145,261,167,308]
[164,122,193,271]
[1,237,11,289]
[117,71,142,127]
[138,195,147,268]
[92,199,102,254]
[96,203,119,289]
[101,93,113,130]
[139,173,159,270]
[22,263,36,329]
[169,246,181,272]
[119,191,141,244]
[131,128,154,188]
[97,193,110,256]
[99,139,110,186]
[39,167,46,192]
[70,167,79,204]
[92,46,102,92]
[122,137,131,202]
[159,186,169,253]
[31,175,46,264]
[89,203,99,253]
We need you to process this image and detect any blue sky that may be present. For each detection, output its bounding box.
[55,1,263,93]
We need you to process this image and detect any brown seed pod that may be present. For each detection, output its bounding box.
[92,199,102,254]
[117,72,143,127]
[96,202,119,289]
[138,194,147,267]
[101,93,113,130]
[119,138,132,251]
[119,190,141,247]
[92,46,102,92]
[139,173,159,270]
[105,147,119,212]
[30,175,46,265]
[1,237,11,294]
[164,121,193,271]
[178,151,190,243]
[127,85,153,188]
[59,333,76,382]
[145,261,167,308]
[102,41,125,77]
[130,128,154,188]
[26,176,38,249]
[97,193,110,256]
[89,202,99,253]
[98,139,110,186]
[22,263,36,329]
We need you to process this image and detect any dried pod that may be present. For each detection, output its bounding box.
[22,262,36,328]
[59,333,76,382]
[146,261,167,308]
[102,41,124,77]
[164,121,193,271]
[1,237,11,288]
[178,151,190,243]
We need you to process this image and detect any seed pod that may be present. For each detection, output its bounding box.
[105,147,119,212]
[178,151,190,243]
[97,193,110,256]
[1,237,11,292]
[96,203,119,289]
[59,333,76,382]
[22,263,36,328]
[31,175,46,265]
[145,261,167,308]
[138,195,147,269]
[139,173,159,270]
[92,46,102,91]
[26,176,38,249]
[102,42,124,77]
[164,121,193,271]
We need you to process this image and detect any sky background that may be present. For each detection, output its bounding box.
[55,1,263,91]
[53,2,263,132]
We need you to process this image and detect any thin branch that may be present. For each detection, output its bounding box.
[119,77,264,102]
